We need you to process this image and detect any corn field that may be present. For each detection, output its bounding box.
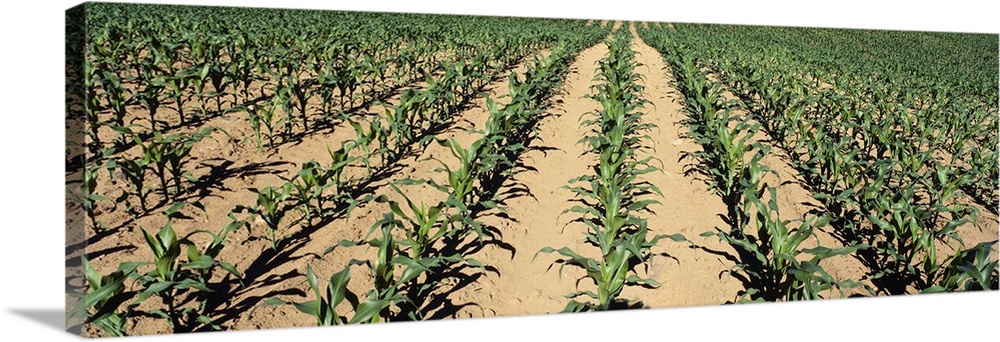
[65,3,998,337]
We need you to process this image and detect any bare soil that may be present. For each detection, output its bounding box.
[67,21,1000,337]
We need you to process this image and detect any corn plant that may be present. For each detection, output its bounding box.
[245,98,280,153]
[346,118,386,174]
[379,184,451,260]
[925,241,999,292]
[133,80,165,131]
[271,216,443,324]
[335,62,361,112]
[81,61,104,157]
[66,257,134,337]
[282,161,330,225]
[421,137,503,241]
[704,182,866,302]
[864,176,973,293]
[128,213,242,332]
[314,58,341,120]
[134,127,214,203]
[205,44,231,113]
[265,264,392,325]
[284,71,314,132]
[163,65,197,126]
[190,62,214,119]
[96,69,130,129]
[69,164,111,231]
[273,84,298,139]
[281,144,356,225]
[384,89,427,152]
[236,183,292,250]
[539,30,681,312]
[344,218,423,322]
[106,154,150,213]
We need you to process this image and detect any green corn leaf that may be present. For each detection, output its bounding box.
[349,299,390,324]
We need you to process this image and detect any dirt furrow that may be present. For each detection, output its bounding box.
[438,40,612,317]
[73,45,553,333]
[624,23,743,306]
[630,23,869,301]
[224,49,562,329]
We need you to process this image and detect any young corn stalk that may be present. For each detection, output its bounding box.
[235,183,292,250]
[128,212,242,332]
[538,30,681,312]
[245,98,280,153]
[927,240,999,292]
[703,153,865,302]
[69,164,111,231]
[346,117,387,175]
[72,209,244,335]
[376,184,452,261]
[281,143,357,225]
[417,136,501,242]
[133,127,214,204]
[66,256,133,337]
[649,30,867,301]
[107,154,150,214]
[269,210,448,324]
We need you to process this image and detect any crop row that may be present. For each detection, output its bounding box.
[66,3,612,335]
[66,3,590,233]
[638,23,998,296]
[538,28,684,311]
[267,23,610,326]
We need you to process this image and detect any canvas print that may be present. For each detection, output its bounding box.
[65,2,999,337]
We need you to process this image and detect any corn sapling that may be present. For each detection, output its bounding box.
[69,164,112,232]
[926,240,999,292]
[282,161,331,225]
[314,58,340,120]
[245,98,280,153]
[382,184,449,260]
[539,30,682,312]
[106,154,150,213]
[128,210,242,332]
[135,127,215,204]
[66,257,134,337]
[236,183,293,250]
[97,69,130,130]
[205,44,231,113]
[346,118,384,174]
[284,71,314,132]
[426,138,484,219]
[265,264,364,325]
[281,143,361,224]
[271,219,439,325]
[82,62,105,157]
[133,80,165,131]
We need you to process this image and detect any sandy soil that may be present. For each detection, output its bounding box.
[632,23,998,296]
[66,20,999,337]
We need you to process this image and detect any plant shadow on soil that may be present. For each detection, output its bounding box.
[741,112,926,296]
[199,73,527,329]
[64,52,564,333]
[396,100,576,320]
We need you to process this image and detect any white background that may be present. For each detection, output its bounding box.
[1,0,998,341]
